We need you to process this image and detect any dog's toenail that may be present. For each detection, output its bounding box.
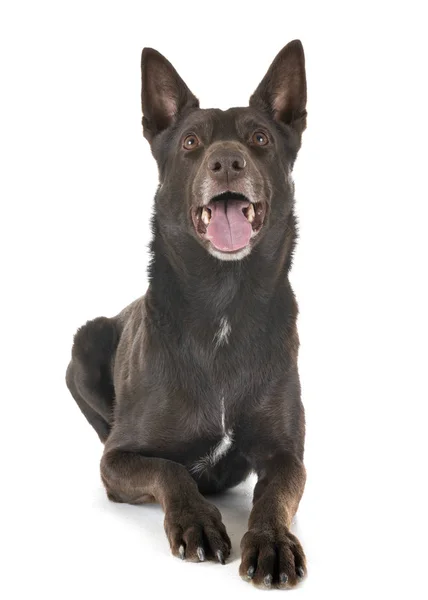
[247,566,255,579]
[179,545,185,560]
[197,547,205,562]
[280,573,289,585]
[216,550,225,564]
[264,574,273,588]
[297,566,305,578]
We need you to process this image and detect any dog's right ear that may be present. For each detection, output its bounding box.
[141,48,199,143]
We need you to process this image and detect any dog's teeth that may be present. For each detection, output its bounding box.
[246,204,255,223]
[201,207,211,225]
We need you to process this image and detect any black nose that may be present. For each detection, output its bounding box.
[208,150,246,178]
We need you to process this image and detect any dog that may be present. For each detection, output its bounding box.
[66,40,308,589]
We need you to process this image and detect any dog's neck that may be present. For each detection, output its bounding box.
[147,211,297,329]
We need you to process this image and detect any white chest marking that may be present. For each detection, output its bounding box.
[191,397,234,475]
[214,317,231,348]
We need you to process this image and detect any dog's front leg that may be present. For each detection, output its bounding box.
[101,449,231,563]
[239,452,307,589]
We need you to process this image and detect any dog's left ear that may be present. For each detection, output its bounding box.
[250,40,307,136]
[141,48,199,143]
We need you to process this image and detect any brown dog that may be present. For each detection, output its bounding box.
[66,40,308,589]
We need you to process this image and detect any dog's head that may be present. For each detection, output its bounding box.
[141,41,307,261]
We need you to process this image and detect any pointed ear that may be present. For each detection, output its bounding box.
[141,48,199,143]
[250,40,307,135]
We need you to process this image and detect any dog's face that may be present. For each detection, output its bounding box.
[141,41,307,261]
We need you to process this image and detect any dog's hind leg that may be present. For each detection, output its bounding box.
[66,316,118,443]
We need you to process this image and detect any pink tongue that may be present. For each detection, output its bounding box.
[206,200,252,252]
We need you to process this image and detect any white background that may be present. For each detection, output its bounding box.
[1,1,427,598]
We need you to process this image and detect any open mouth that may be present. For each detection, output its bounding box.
[191,192,266,253]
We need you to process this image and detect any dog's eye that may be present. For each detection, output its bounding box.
[183,134,200,150]
[251,131,269,146]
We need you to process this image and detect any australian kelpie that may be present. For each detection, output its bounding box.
[66,40,308,589]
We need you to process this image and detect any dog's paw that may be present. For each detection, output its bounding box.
[164,500,231,564]
[239,527,306,589]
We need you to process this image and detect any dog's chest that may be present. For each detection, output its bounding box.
[190,396,234,475]
[181,316,258,472]
[213,316,232,349]
[132,309,268,468]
